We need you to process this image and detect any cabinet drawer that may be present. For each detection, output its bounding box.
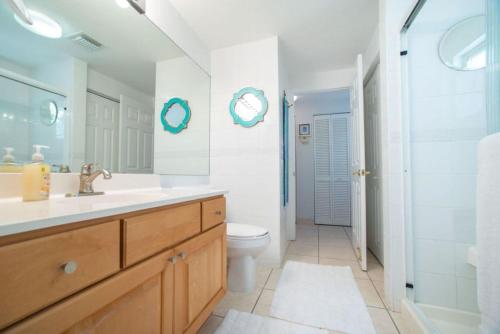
[201,197,226,231]
[123,203,201,266]
[0,221,120,329]
[5,249,175,334]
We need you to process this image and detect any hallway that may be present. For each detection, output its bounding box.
[199,220,413,333]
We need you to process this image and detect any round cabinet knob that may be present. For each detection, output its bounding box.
[178,252,187,260]
[214,210,222,215]
[62,261,78,274]
[168,256,177,264]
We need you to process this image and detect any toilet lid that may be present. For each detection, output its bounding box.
[227,223,268,239]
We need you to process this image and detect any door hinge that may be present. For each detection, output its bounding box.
[406,282,414,289]
[400,50,408,56]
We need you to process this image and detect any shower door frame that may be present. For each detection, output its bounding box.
[399,30,415,304]
[399,1,445,333]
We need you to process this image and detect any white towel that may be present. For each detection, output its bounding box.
[476,133,500,334]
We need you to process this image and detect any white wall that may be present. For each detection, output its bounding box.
[289,68,355,93]
[379,0,417,311]
[210,36,284,266]
[406,0,485,313]
[146,0,211,74]
[0,57,31,76]
[154,56,210,175]
[87,69,153,108]
[294,90,351,221]
[363,25,380,79]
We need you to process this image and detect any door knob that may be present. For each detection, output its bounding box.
[62,261,78,274]
[352,170,361,176]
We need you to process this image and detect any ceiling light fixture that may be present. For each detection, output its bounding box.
[6,0,32,25]
[115,0,130,9]
[14,9,62,39]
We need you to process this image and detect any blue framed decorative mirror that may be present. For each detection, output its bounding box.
[161,97,191,134]
[229,87,268,127]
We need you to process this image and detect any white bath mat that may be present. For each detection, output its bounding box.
[270,261,376,334]
[215,309,328,334]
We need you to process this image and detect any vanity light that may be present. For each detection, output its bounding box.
[115,0,130,9]
[14,9,62,39]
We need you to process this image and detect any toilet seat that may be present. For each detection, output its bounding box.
[227,223,268,240]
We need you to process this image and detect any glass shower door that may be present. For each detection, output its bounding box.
[401,0,499,332]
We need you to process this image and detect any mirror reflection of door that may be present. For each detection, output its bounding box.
[85,92,119,172]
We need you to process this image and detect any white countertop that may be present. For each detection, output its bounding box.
[0,187,227,237]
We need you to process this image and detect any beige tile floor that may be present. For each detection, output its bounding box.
[199,220,410,334]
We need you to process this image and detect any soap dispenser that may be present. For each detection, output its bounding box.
[22,145,51,201]
[0,147,23,173]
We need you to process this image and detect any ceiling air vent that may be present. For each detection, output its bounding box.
[69,33,102,51]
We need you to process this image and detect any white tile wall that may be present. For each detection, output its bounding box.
[209,37,284,266]
[414,272,457,308]
[415,240,455,275]
[456,277,479,312]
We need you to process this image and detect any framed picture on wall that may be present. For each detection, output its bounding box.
[298,123,311,136]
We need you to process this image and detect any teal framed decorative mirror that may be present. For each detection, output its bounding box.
[229,87,268,127]
[161,97,191,134]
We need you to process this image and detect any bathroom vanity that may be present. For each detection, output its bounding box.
[0,190,227,334]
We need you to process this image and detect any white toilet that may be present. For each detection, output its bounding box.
[226,223,271,293]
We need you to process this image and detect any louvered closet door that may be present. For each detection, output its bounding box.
[314,116,333,225]
[332,114,351,226]
[313,114,351,226]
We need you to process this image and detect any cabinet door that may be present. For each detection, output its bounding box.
[174,223,227,334]
[6,249,175,334]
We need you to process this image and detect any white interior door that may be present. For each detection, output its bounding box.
[364,65,384,265]
[85,92,119,172]
[119,95,154,173]
[350,54,368,271]
[314,114,351,226]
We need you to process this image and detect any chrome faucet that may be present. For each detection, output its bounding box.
[78,163,112,195]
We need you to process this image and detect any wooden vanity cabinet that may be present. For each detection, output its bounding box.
[0,196,226,334]
[174,223,227,334]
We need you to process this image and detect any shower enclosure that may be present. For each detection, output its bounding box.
[401,0,498,333]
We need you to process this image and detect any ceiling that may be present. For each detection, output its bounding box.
[0,0,186,95]
[169,0,378,75]
[295,89,350,106]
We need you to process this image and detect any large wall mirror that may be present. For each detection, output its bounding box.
[0,0,210,175]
